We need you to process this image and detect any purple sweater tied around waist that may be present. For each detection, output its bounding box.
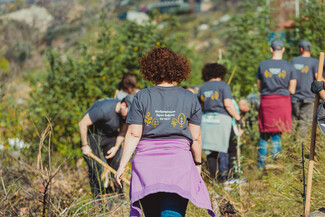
[129,138,215,217]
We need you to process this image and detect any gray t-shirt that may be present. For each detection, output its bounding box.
[86,98,121,137]
[198,81,232,116]
[291,56,318,101]
[257,59,297,96]
[126,86,201,144]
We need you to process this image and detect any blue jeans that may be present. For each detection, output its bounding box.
[207,152,228,181]
[257,133,281,169]
[140,193,188,217]
[219,152,229,179]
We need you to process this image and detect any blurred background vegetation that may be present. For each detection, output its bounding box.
[0,0,325,216]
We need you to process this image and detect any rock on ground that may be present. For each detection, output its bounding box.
[0,6,53,33]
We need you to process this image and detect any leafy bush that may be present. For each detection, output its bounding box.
[221,0,275,97]
[26,17,202,158]
[285,0,325,58]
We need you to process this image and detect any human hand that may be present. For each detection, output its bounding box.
[311,80,325,93]
[106,146,119,159]
[114,166,125,188]
[82,145,92,156]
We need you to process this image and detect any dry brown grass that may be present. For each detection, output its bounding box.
[1,123,324,216]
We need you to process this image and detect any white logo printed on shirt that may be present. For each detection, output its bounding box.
[294,64,304,70]
[203,90,214,98]
[269,68,281,74]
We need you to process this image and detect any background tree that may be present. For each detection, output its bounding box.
[25,17,202,159]
[285,0,325,58]
[221,0,275,97]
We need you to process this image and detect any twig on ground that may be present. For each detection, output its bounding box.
[1,177,18,215]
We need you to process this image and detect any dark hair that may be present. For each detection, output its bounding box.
[121,73,138,94]
[201,63,227,81]
[139,47,191,84]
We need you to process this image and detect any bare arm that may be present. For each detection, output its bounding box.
[224,98,241,121]
[119,124,142,168]
[289,79,297,95]
[106,123,128,159]
[189,123,202,174]
[116,123,128,147]
[115,124,142,187]
[113,89,119,99]
[78,113,93,147]
[189,123,202,163]
[257,79,262,92]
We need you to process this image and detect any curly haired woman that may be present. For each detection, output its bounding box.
[198,63,242,182]
[115,48,215,217]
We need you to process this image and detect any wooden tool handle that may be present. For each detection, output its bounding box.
[88,152,130,186]
[227,65,237,85]
[304,52,324,216]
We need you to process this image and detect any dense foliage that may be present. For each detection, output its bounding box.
[221,0,275,97]
[25,17,202,158]
[285,0,325,58]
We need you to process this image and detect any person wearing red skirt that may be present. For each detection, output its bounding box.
[256,39,297,169]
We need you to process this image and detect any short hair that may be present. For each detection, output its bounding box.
[121,73,137,92]
[201,63,227,82]
[139,47,191,84]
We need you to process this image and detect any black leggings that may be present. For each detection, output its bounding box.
[228,128,238,178]
[207,152,219,180]
[140,193,188,217]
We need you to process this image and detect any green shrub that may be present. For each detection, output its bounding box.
[285,0,325,58]
[26,17,202,158]
[221,0,275,98]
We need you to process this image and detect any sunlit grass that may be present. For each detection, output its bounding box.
[1,123,324,216]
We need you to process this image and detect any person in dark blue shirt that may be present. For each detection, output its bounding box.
[198,63,242,182]
[291,40,319,137]
[256,39,297,169]
[78,95,133,198]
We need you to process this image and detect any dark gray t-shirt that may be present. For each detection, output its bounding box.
[291,56,318,101]
[126,86,201,144]
[257,59,297,96]
[198,81,232,116]
[86,98,121,137]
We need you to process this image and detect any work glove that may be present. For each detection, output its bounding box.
[236,118,244,129]
[311,80,325,94]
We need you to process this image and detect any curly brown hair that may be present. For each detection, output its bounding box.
[201,63,227,82]
[139,47,191,84]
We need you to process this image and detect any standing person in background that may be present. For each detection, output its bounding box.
[198,63,242,182]
[78,95,134,198]
[291,40,319,137]
[226,98,243,181]
[256,39,297,169]
[115,48,215,217]
[114,73,140,100]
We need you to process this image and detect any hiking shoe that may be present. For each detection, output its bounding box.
[223,178,247,185]
[310,210,325,217]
